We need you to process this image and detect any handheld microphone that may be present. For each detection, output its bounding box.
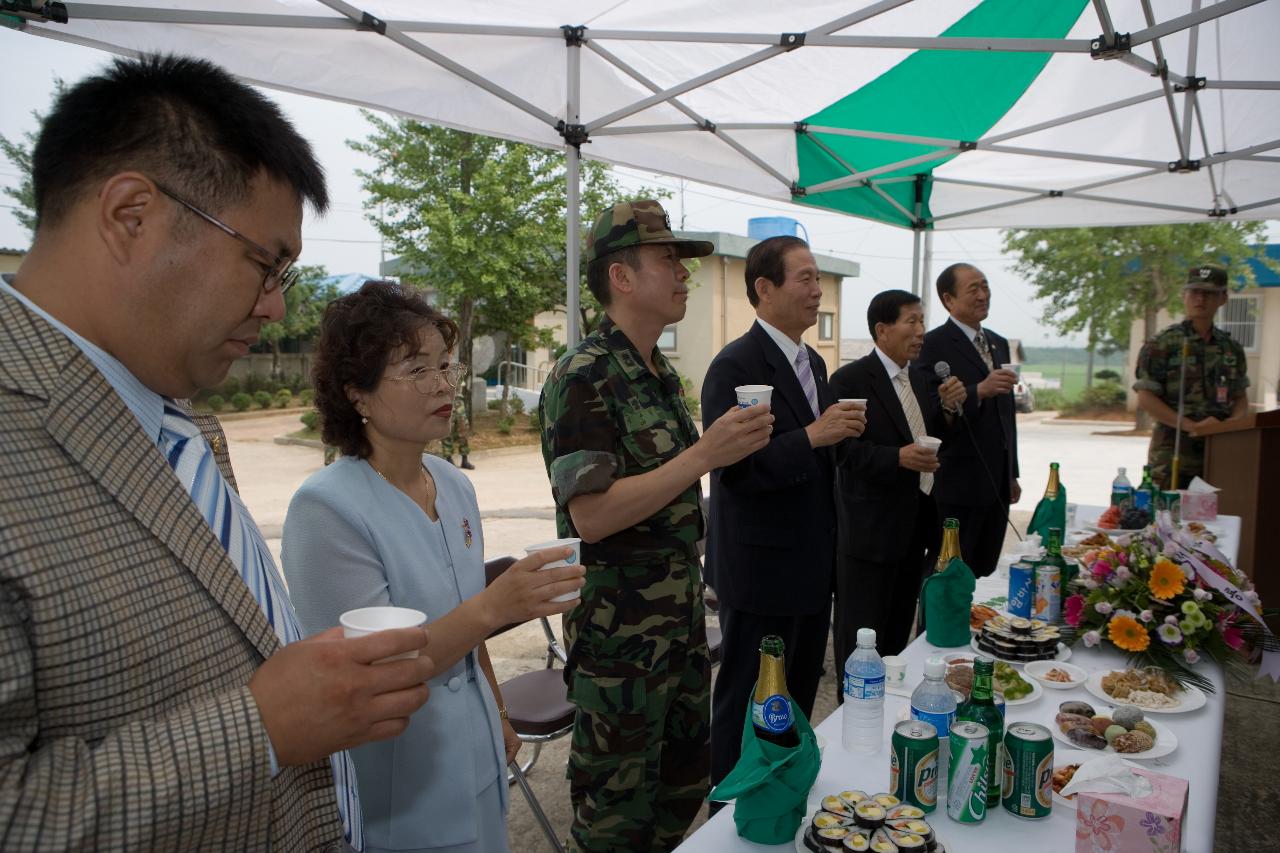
[934,361,962,416]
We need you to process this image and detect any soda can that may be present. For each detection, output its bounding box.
[1032,564,1061,624]
[945,721,989,823]
[1008,561,1035,618]
[1161,490,1181,523]
[1001,723,1054,820]
[891,720,939,813]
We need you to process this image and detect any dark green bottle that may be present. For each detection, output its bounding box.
[956,656,1004,808]
[1044,527,1075,591]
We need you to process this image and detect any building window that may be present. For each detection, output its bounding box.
[1218,294,1261,352]
[658,325,677,352]
[818,312,834,341]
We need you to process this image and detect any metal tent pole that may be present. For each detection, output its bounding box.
[566,29,582,346]
[911,230,922,297]
[922,229,934,324]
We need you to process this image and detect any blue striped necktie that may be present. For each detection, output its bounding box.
[794,346,820,417]
[160,402,363,850]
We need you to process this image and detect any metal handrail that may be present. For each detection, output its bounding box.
[496,359,551,392]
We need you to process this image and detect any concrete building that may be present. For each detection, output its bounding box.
[1,248,25,276]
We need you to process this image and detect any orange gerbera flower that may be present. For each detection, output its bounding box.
[1108,615,1151,652]
[1148,557,1186,600]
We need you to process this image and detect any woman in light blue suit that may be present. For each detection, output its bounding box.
[282,281,584,852]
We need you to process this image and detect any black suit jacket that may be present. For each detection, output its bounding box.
[701,321,837,615]
[917,318,1019,506]
[829,352,950,564]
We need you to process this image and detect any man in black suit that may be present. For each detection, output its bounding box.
[829,290,967,671]
[917,264,1021,578]
[701,235,866,786]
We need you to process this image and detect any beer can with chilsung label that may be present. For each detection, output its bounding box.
[1002,722,1054,820]
[946,721,989,823]
[891,720,939,813]
[1008,561,1035,618]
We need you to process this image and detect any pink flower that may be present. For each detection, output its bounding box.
[1117,550,1130,565]
[1222,625,1245,651]
[1083,630,1101,648]
[1095,601,1113,616]
[1064,594,1086,627]
[1183,648,1200,664]
[1139,610,1153,623]
[1091,560,1114,579]
[1083,549,1098,566]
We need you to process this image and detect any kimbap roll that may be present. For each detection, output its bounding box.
[891,831,928,852]
[838,790,869,810]
[871,792,900,809]
[886,805,925,821]
[852,801,886,830]
[822,795,853,817]
[869,829,898,853]
[813,812,852,831]
[841,830,871,852]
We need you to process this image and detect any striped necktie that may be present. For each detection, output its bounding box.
[160,402,364,850]
[973,328,995,371]
[794,346,820,418]
[894,369,933,495]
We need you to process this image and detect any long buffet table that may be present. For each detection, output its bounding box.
[678,507,1241,853]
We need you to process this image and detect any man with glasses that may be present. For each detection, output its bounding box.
[1134,263,1251,489]
[0,56,433,851]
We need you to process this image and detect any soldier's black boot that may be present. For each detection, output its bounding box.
[460,455,475,470]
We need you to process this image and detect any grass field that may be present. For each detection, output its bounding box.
[1020,361,1123,400]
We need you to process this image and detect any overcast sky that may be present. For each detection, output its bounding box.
[3,30,1268,349]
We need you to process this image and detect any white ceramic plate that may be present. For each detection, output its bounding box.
[1050,749,1098,810]
[1025,660,1088,689]
[970,636,1072,665]
[942,659,1042,706]
[1083,670,1207,714]
[1050,707,1177,760]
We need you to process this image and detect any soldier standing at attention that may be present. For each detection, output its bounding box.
[438,380,475,469]
[539,199,774,852]
[1134,263,1251,489]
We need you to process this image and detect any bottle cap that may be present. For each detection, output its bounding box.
[923,656,945,678]
[1118,467,1126,474]
[857,627,876,647]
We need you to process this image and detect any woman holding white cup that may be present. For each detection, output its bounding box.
[282,282,584,853]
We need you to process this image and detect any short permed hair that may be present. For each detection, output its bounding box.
[585,245,645,308]
[312,280,459,459]
[867,289,922,340]
[744,235,809,306]
[32,54,328,229]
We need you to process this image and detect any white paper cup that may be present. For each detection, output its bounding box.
[838,398,868,410]
[1001,363,1021,378]
[915,435,942,454]
[525,537,582,603]
[735,384,773,408]
[340,606,427,662]
[883,655,907,688]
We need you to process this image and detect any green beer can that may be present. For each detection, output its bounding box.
[945,721,989,823]
[1001,722,1054,819]
[891,720,939,813]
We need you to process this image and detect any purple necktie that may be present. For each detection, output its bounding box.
[794,347,819,418]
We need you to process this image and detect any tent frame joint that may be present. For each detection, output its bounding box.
[789,184,807,198]
[793,121,809,135]
[1049,190,1064,198]
[358,12,386,36]
[1175,76,1207,93]
[700,119,717,133]
[557,121,589,148]
[959,140,977,152]
[779,32,805,50]
[1168,158,1201,173]
[1090,31,1131,59]
[1,0,66,24]
[561,24,587,46]
[1207,207,1236,218]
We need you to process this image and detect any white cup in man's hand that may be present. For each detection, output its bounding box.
[1001,363,1021,378]
[915,435,942,455]
[735,385,773,409]
[838,398,868,410]
[525,537,583,603]
[340,606,427,662]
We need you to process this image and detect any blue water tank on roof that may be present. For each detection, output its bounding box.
[748,216,810,242]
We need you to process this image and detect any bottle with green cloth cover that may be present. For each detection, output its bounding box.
[752,635,799,748]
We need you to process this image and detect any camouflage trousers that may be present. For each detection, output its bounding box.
[438,413,470,458]
[565,619,710,852]
[1148,424,1205,490]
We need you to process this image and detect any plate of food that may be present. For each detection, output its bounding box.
[1050,749,1098,810]
[795,790,941,853]
[1084,668,1207,714]
[945,658,1042,705]
[970,635,1071,666]
[1024,660,1088,689]
[1052,699,1177,759]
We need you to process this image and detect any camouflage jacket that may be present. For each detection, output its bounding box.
[539,315,704,568]
[1134,320,1249,425]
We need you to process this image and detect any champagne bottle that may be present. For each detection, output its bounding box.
[1028,462,1066,541]
[1043,527,1074,594]
[956,656,1004,808]
[752,635,799,748]
[935,517,962,573]
[1044,462,1060,499]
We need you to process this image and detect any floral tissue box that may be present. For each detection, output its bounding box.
[1074,768,1188,853]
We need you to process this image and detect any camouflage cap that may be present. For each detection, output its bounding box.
[1184,263,1228,291]
[584,199,714,264]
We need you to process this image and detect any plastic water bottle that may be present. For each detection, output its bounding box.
[842,627,886,753]
[1111,467,1133,508]
[910,656,957,792]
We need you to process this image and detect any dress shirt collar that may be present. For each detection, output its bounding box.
[948,314,984,344]
[755,317,803,369]
[0,276,165,444]
[874,345,909,381]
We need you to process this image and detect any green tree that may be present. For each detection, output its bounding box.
[0,80,65,238]
[1002,223,1269,402]
[350,117,664,422]
[257,264,337,378]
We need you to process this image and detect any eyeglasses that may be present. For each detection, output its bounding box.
[382,363,469,394]
[156,184,300,294]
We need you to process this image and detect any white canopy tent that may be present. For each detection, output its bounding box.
[7,0,1279,341]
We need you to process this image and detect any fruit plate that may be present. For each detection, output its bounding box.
[1050,707,1177,760]
[1024,660,1088,689]
[999,674,1043,706]
[970,636,1072,665]
[1083,670,1207,714]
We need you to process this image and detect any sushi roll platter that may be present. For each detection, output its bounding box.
[800,791,944,853]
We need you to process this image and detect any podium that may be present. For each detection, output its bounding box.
[1200,410,1280,613]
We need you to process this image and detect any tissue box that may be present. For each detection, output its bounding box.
[1178,489,1218,521]
[1074,768,1188,853]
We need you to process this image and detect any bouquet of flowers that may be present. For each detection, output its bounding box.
[1064,518,1278,691]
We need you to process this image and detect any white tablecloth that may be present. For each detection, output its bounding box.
[677,507,1240,853]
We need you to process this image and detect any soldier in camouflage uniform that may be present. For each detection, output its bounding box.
[539,200,774,852]
[438,381,475,469]
[1134,263,1250,489]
